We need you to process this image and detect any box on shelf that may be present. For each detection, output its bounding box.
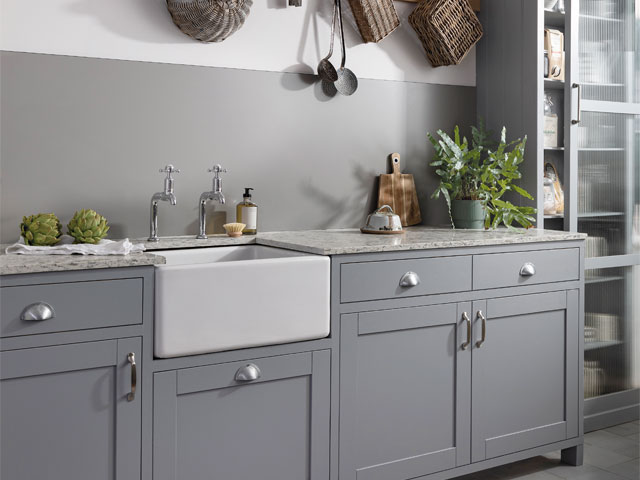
[544,28,565,82]
[544,114,559,147]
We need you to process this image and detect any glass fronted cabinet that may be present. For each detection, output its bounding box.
[578,0,640,431]
[478,0,639,431]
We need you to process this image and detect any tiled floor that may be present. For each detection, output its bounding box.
[455,420,639,480]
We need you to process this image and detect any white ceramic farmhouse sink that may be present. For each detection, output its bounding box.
[154,245,330,358]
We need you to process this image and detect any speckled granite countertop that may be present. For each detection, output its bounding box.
[1,228,586,275]
[258,228,587,255]
[0,251,165,276]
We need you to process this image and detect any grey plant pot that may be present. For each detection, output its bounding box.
[451,200,486,229]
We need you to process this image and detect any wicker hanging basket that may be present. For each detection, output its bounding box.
[166,0,253,43]
[408,0,483,67]
[348,0,400,43]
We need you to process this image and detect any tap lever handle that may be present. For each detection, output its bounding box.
[159,165,179,194]
[159,165,180,178]
[208,165,227,193]
[207,164,227,176]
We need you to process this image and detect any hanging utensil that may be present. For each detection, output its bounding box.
[335,0,358,96]
[317,0,339,83]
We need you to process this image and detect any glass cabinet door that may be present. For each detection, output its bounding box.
[578,0,640,428]
[577,112,638,258]
[579,0,638,103]
[584,266,639,399]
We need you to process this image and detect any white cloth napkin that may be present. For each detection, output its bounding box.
[5,235,146,256]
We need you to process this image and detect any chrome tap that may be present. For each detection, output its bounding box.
[197,164,227,239]
[148,165,179,242]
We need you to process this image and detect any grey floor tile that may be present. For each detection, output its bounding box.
[585,430,639,453]
[583,443,633,469]
[605,458,640,480]
[563,470,627,480]
[627,433,639,443]
[543,462,602,479]
[604,423,640,437]
[615,444,640,460]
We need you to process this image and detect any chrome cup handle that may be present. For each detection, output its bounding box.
[399,271,420,288]
[519,263,536,277]
[20,303,55,321]
[235,364,262,383]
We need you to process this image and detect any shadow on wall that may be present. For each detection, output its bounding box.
[303,160,380,229]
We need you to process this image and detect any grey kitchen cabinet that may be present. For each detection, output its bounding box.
[336,245,584,480]
[339,292,580,480]
[153,350,331,480]
[471,291,580,462]
[339,303,472,480]
[0,337,142,480]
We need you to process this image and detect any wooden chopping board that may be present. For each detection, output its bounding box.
[378,153,422,227]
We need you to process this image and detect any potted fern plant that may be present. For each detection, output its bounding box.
[429,123,537,229]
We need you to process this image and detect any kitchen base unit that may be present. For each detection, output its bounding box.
[0,230,586,480]
[0,267,153,480]
[334,241,584,480]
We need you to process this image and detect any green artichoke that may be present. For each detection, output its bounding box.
[67,209,110,244]
[20,213,62,246]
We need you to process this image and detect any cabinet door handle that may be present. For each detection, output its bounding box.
[127,353,137,402]
[20,302,55,321]
[461,312,471,350]
[572,83,581,125]
[475,310,487,348]
[235,363,262,382]
[519,262,536,277]
[399,271,420,287]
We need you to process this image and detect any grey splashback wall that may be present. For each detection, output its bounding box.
[0,52,475,242]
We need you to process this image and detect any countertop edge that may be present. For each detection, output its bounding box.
[1,229,588,275]
[257,235,587,256]
[0,253,165,276]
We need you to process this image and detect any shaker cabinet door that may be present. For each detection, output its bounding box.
[339,303,472,480]
[153,350,331,480]
[0,337,142,480]
[471,291,580,462]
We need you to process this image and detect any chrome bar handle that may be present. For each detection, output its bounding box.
[127,353,137,402]
[571,83,581,125]
[235,363,262,382]
[461,312,471,350]
[20,302,55,321]
[475,310,487,348]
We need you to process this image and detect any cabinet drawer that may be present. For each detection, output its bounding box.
[1,278,143,337]
[340,256,472,303]
[473,248,580,290]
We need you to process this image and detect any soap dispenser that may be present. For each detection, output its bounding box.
[236,188,258,234]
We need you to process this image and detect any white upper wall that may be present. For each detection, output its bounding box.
[0,0,475,86]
